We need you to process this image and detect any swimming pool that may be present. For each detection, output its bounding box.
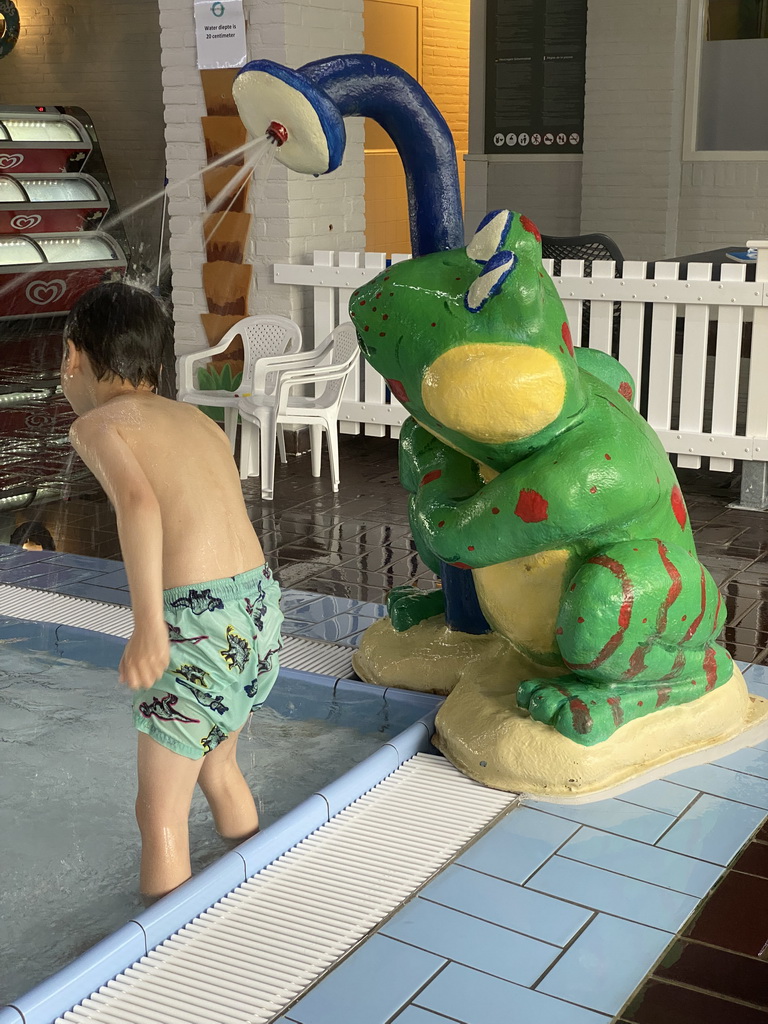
[0,612,436,1005]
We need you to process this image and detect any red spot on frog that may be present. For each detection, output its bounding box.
[619,381,633,401]
[491,507,500,515]
[589,486,597,494]
[437,520,445,528]
[670,485,687,529]
[467,546,475,551]
[420,470,442,486]
[562,322,574,357]
[514,489,549,523]
[520,214,541,242]
[604,453,612,460]
[387,379,409,403]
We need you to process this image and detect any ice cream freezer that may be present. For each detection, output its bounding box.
[0,173,110,233]
[0,232,126,320]
[0,112,92,174]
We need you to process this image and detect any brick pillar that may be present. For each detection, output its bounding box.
[579,0,688,261]
[158,0,365,358]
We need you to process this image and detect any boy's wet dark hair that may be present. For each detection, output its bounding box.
[64,282,172,390]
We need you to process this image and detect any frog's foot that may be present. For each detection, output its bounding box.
[387,584,445,632]
[516,675,718,746]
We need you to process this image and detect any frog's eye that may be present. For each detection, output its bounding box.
[465,250,518,313]
[466,210,512,264]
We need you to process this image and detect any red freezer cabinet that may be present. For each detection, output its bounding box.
[0,113,92,174]
[0,173,110,233]
[0,233,126,320]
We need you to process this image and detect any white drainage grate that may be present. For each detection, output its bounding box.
[57,754,516,1024]
[0,584,354,676]
[0,583,133,637]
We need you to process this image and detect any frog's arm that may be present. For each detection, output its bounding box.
[412,420,661,569]
[399,418,483,497]
[400,418,484,576]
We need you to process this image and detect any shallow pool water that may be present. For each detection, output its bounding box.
[0,616,420,1004]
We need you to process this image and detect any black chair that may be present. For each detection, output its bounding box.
[541,232,624,276]
[541,232,625,346]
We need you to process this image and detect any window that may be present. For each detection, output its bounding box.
[685,0,768,155]
[707,0,768,40]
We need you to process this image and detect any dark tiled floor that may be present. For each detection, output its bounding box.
[4,432,768,1022]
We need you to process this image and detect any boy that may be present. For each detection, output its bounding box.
[61,282,282,898]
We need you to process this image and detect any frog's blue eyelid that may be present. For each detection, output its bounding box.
[464,250,518,313]
[466,210,512,264]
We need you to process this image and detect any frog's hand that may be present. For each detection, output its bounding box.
[575,348,636,404]
[399,418,483,498]
[388,584,445,632]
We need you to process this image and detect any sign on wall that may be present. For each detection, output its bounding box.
[194,0,247,70]
[485,0,587,155]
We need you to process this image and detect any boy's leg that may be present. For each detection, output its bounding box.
[136,731,204,898]
[197,726,259,841]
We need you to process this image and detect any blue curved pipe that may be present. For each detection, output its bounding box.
[236,54,488,633]
[300,55,464,257]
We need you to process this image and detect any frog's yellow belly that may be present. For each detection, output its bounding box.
[472,548,571,664]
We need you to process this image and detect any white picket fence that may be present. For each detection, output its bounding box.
[273,241,768,506]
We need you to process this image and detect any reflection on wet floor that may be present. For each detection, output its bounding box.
[2,426,768,664]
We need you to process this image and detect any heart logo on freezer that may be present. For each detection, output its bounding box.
[25,279,67,305]
[0,153,24,170]
[10,214,42,230]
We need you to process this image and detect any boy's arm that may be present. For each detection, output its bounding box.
[69,414,168,688]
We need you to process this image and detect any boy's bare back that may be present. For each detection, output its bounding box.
[72,392,264,589]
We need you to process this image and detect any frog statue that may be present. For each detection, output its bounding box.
[349,209,767,794]
[232,54,768,796]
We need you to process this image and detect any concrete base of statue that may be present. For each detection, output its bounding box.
[352,616,768,801]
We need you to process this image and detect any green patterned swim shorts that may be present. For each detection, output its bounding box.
[133,564,283,760]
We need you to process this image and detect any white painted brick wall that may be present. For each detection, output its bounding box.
[0,0,166,264]
[579,0,688,260]
[158,0,365,355]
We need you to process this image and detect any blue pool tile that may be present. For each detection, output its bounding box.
[0,564,97,586]
[526,855,697,931]
[745,663,768,682]
[715,745,768,779]
[415,963,610,1024]
[280,589,324,613]
[668,762,768,808]
[57,582,131,605]
[457,806,579,884]
[391,1008,455,1024]
[90,567,129,588]
[657,792,766,864]
[287,934,445,1024]
[536,914,672,1015]
[558,827,722,897]
[282,613,380,643]
[420,864,591,947]
[617,778,697,816]
[37,551,121,572]
[381,897,559,986]
[523,798,674,843]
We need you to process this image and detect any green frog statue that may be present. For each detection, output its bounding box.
[352,209,767,796]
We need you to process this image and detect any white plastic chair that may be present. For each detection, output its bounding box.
[237,321,360,500]
[177,315,302,453]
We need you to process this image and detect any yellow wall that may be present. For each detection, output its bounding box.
[364,0,469,256]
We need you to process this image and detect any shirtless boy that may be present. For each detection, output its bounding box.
[61,282,283,898]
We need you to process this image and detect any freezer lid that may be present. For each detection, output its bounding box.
[0,118,83,143]
[0,175,28,202]
[0,237,44,266]
[19,176,101,203]
[36,235,117,263]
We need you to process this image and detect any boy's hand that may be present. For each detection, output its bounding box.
[119,624,171,690]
